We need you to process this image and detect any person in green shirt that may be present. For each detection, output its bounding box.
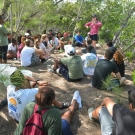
[0,15,10,63]
[14,86,81,135]
[53,46,83,82]
[59,32,71,53]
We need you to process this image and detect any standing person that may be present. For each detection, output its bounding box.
[84,14,102,48]
[0,15,10,63]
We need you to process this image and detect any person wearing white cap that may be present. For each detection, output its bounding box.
[52,46,83,82]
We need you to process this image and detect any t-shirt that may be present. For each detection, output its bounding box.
[113,60,125,77]
[14,102,63,135]
[81,53,98,76]
[0,24,8,46]
[7,85,38,121]
[20,46,35,66]
[74,34,84,44]
[50,38,59,47]
[61,55,83,79]
[92,59,119,89]
[39,42,46,51]
[8,43,17,53]
[112,104,135,135]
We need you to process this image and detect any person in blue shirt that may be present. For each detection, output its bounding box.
[74,30,85,47]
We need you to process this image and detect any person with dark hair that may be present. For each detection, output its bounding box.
[81,45,98,76]
[7,33,12,44]
[88,89,135,135]
[81,38,97,55]
[74,30,85,47]
[52,46,83,82]
[20,39,45,66]
[106,41,113,48]
[84,14,102,48]
[91,50,126,89]
[42,29,46,34]
[0,15,10,63]
[57,31,62,40]
[7,38,18,59]
[14,87,82,135]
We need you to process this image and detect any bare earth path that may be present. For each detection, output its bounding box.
[0,46,134,135]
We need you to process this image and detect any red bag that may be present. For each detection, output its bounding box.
[23,104,48,135]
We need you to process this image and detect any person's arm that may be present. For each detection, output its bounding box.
[96,21,102,28]
[1,26,9,35]
[116,72,121,80]
[84,22,91,28]
[101,97,116,116]
[34,48,44,56]
[24,76,48,86]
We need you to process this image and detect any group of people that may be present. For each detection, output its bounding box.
[0,14,135,135]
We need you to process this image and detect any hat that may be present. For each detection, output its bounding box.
[25,33,30,36]
[67,47,75,55]
[92,14,97,18]
[108,47,117,53]
[63,32,67,37]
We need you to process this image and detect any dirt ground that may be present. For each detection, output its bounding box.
[0,46,135,135]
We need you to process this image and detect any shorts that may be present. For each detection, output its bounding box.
[29,53,40,66]
[99,107,115,135]
[62,119,72,135]
[90,34,98,41]
[59,64,82,82]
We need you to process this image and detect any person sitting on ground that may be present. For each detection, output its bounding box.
[88,89,135,135]
[85,32,90,41]
[20,39,45,66]
[91,50,126,89]
[34,38,50,62]
[7,38,18,59]
[81,38,97,55]
[81,45,98,76]
[7,69,49,121]
[17,36,26,60]
[52,46,83,82]
[50,34,60,49]
[14,87,82,135]
[59,32,71,53]
[109,47,125,77]
[57,31,62,40]
[74,30,85,47]
[106,41,113,48]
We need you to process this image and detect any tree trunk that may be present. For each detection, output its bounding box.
[0,0,12,18]
[112,7,135,46]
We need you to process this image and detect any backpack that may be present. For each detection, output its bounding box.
[23,104,49,135]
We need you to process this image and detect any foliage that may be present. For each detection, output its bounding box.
[102,75,123,103]
[131,70,135,85]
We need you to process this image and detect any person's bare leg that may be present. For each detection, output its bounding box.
[61,99,78,123]
[92,106,102,120]
[120,77,126,85]
[53,59,61,70]
[7,53,13,59]
[92,40,96,48]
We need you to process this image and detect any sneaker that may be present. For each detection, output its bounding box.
[71,91,82,108]
[59,49,64,53]
[88,107,94,120]
[56,68,60,74]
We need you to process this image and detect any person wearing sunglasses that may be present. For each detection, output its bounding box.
[88,90,135,135]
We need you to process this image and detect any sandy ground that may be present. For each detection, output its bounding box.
[0,46,135,135]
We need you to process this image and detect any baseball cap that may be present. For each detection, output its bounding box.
[25,33,30,36]
[63,32,67,37]
[108,47,117,54]
[67,46,75,55]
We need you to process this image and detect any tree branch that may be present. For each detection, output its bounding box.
[55,0,64,5]
[112,7,135,45]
